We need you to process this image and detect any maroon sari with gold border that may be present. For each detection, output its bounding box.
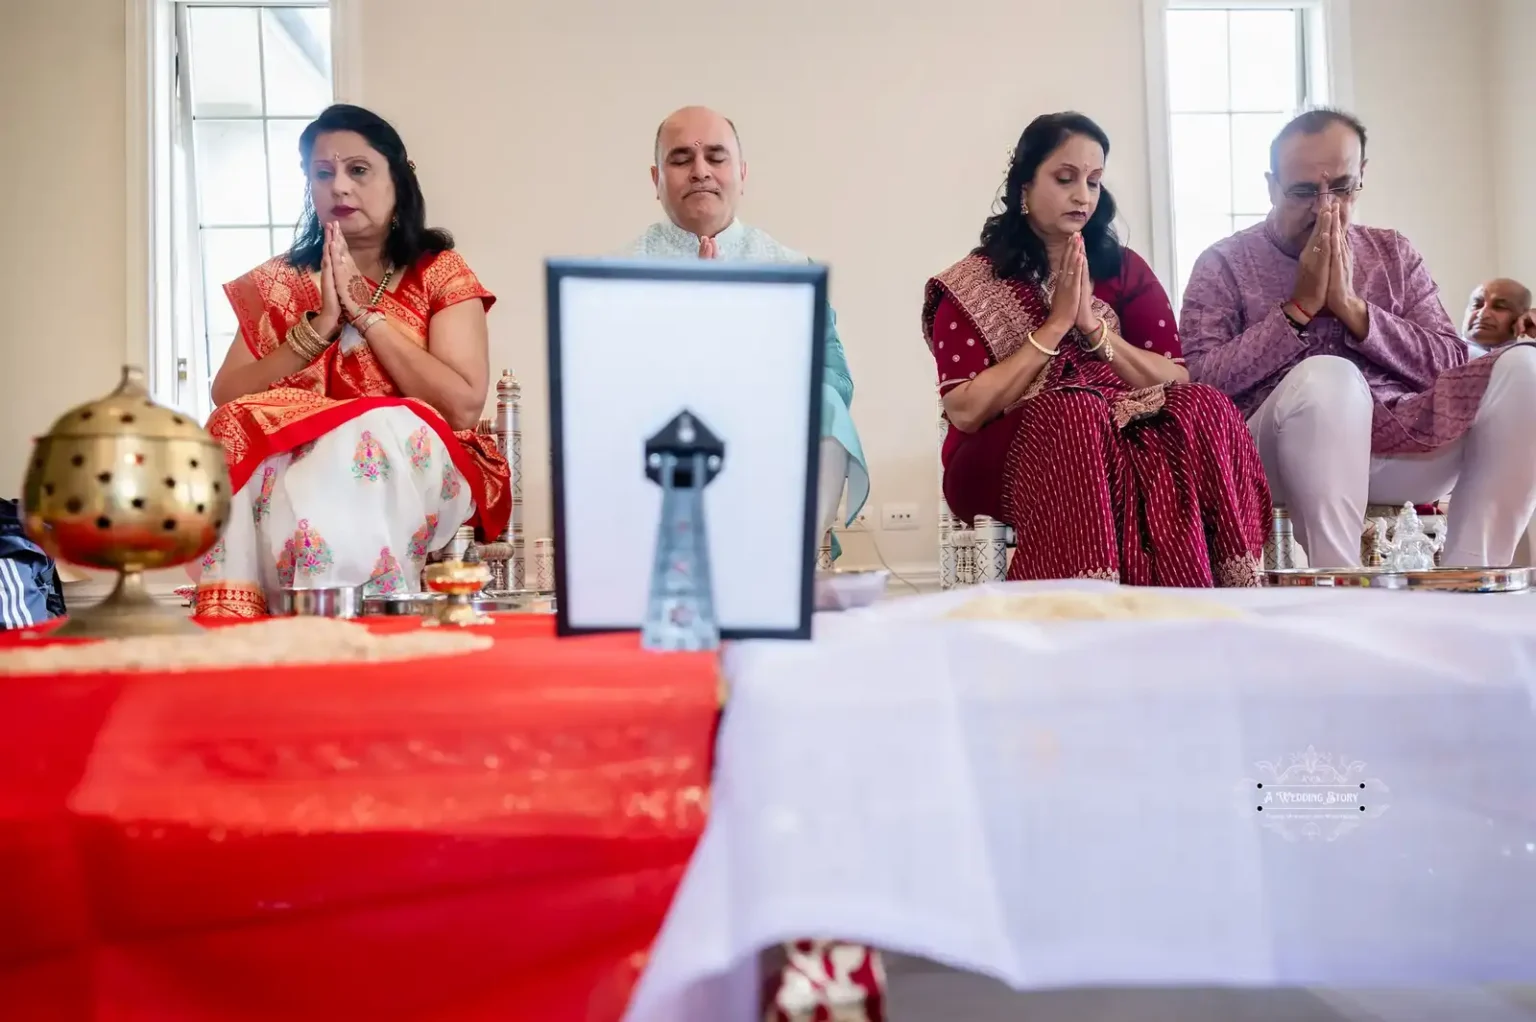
[924,249,1271,587]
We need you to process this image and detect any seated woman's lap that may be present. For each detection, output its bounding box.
[198,406,474,600]
[944,385,1265,583]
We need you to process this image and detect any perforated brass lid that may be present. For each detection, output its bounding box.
[40,365,216,443]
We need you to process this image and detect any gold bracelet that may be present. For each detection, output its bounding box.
[286,317,329,363]
[285,323,316,362]
[1027,331,1059,357]
[1081,319,1109,353]
[355,310,386,335]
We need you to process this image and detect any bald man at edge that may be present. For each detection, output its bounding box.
[623,106,870,557]
[1463,277,1536,358]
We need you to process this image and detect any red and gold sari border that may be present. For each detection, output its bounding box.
[196,580,268,619]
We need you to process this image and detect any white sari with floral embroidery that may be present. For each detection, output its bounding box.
[196,406,474,602]
[193,249,507,618]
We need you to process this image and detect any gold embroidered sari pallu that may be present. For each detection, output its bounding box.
[197,251,511,617]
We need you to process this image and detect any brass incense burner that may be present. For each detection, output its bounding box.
[20,366,231,638]
[422,560,493,627]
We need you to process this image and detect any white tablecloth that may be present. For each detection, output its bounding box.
[623,581,1536,1022]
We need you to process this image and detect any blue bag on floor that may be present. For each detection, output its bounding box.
[0,498,66,629]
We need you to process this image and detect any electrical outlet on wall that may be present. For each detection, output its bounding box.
[881,502,919,531]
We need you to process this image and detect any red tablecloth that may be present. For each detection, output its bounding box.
[0,615,718,1021]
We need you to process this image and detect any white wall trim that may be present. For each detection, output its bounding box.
[124,0,152,375]
[330,0,363,103]
[1321,0,1355,112]
[1141,0,1177,292]
[125,0,177,401]
[1141,0,1356,297]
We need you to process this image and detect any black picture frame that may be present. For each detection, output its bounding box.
[545,258,828,641]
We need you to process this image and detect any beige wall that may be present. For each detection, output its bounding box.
[1492,0,1535,288]
[0,0,127,498]
[0,0,1518,578]
[1349,0,1497,328]
[352,0,1158,572]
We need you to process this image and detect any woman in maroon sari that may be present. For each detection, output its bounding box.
[926,112,1271,586]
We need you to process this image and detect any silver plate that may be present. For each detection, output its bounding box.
[1266,567,1531,593]
[473,592,556,614]
[361,592,445,616]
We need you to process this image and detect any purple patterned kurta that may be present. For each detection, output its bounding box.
[1180,221,1522,455]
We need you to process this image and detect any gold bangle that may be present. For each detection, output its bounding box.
[285,323,314,361]
[1028,331,1059,357]
[356,310,386,335]
[1081,319,1109,353]
[286,317,329,363]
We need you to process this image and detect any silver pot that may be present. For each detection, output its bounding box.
[276,585,363,618]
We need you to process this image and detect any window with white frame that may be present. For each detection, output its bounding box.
[1156,1,1332,305]
[168,1,332,422]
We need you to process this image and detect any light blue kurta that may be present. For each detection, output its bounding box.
[624,220,871,548]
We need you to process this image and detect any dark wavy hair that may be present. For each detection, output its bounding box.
[977,112,1123,284]
[284,104,453,272]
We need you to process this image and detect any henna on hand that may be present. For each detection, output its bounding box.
[346,276,372,308]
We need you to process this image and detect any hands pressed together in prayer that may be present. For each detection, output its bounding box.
[697,235,718,259]
[1520,311,1536,340]
[312,221,380,342]
[1287,193,1369,338]
[1045,233,1107,337]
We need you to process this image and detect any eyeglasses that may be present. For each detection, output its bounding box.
[1283,182,1363,203]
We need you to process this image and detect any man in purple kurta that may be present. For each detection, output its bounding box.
[1181,109,1536,568]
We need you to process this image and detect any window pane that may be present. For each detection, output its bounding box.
[268,119,312,228]
[194,120,270,225]
[203,330,237,400]
[1166,10,1229,113]
[201,228,272,337]
[1170,113,1233,216]
[273,226,299,258]
[186,7,263,117]
[1228,10,1299,112]
[1175,214,1235,296]
[1231,112,1289,214]
[262,7,333,117]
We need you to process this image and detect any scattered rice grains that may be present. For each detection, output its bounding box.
[0,617,493,676]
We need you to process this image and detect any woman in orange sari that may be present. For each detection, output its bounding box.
[196,104,509,617]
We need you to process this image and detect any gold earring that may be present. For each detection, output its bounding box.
[1022,200,1030,214]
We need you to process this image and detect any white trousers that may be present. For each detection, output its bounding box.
[1246,351,1536,568]
[817,436,849,538]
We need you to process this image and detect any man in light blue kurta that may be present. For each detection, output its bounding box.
[624,106,869,557]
